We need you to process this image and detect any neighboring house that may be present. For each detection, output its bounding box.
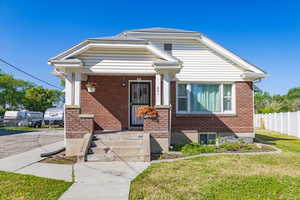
[48,28,266,160]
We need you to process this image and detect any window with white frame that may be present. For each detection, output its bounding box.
[176,83,234,114]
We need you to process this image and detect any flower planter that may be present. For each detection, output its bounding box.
[87,87,96,93]
[144,114,157,119]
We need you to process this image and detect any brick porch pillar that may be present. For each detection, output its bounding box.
[143,105,171,153]
[65,105,94,156]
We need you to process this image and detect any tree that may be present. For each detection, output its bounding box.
[255,87,300,114]
[23,87,62,112]
[286,88,300,100]
[254,91,272,113]
[0,72,32,109]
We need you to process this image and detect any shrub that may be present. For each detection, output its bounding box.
[180,142,217,155]
[219,140,251,151]
[220,142,242,151]
[170,144,183,151]
[0,108,6,117]
[260,118,265,129]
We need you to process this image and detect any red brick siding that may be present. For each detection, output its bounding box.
[143,107,170,138]
[65,108,94,138]
[171,81,254,133]
[81,75,155,130]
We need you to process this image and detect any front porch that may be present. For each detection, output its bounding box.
[64,73,174,159]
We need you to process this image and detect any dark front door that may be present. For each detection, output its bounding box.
[129,82,151,127]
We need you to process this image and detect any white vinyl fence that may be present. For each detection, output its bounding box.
[255,111,300,138]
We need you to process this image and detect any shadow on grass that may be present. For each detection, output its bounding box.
[256,134,295,142]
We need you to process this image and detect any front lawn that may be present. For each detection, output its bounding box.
[0,126,40,132]
[0,126,63,132]
[130,129,300,200]
[0,171,72,200]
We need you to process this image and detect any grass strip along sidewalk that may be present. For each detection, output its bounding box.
[130,129,300,200]
[0,170,72,200]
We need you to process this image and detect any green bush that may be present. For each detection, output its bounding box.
[170,144,183,151]
[180,142,217,154]
[0,108,6,117]
[220,142,242,151]
[219,140,251,151]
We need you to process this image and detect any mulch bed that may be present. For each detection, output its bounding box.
[152,143,276,161]
[40,151,77,165]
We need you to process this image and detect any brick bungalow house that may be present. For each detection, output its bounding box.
[48,28,266,161]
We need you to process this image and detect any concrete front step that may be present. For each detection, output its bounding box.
[91,146,144,155]
[94,133,144,140]
[93,139,143,147]
[87,153,148,162]
[87,131,150,162]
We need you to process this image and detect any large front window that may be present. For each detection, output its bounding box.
[176,83,234,114]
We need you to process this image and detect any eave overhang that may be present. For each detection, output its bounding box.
[48,59,83,70]
[240,71,268,81]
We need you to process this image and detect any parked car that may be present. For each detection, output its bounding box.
[3,110,29,126]
[44,108,64,127]
[0,116,3,127]
[27,112,43,128]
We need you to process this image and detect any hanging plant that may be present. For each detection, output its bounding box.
[86,82,96,93]
[137,106,158,118]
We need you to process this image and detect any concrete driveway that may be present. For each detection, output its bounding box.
[0,128,64,158]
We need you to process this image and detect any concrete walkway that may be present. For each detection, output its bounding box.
[60,162,149,200]
[0,141,150,199]
[0,141,64,172]
[0,141,73,182]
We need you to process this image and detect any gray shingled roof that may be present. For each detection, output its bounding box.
[123,27,198,33]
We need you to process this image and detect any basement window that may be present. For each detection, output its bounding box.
[164,43,172,55]
[199,133,216,145]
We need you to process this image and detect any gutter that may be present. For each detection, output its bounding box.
[241,72,268,80]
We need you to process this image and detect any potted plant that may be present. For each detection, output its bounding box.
[136,106,158,118]
[86,82,96,93]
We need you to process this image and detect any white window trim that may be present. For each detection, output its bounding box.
[176,82,236,115]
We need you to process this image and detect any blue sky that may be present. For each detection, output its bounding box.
[0,0,299,94]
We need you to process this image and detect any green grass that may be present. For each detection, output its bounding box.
[0,126,63,132]
[0,170,72,200]
[0,126,39,132]
[130,129,300,200]
[256,129,300,153]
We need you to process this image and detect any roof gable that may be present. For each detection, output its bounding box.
[48,27,267,79]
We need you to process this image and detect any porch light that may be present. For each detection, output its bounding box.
[86,82,96,93]
[121,77,127,87]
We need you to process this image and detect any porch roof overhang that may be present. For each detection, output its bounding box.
[153,61,182,74]
[240,71,268,81]
[48,38,179,64]
[48,59,83,68]
[48,38,182,76]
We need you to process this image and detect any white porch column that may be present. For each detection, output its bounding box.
[65,72,73,105]
[74,71,81,106]
[163,74,171,106]
[155,73,162,106]
[65,71,81,106]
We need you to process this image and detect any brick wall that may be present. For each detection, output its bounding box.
[65,107,94,138]
[171,81,254,133]
[143,106,170,138]
[81,75,155,130]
